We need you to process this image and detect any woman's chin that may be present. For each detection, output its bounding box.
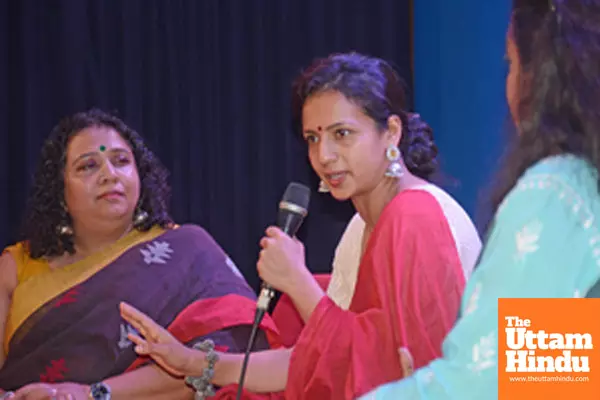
[329,187,353,202]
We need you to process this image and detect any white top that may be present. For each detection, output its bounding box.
[326,184,482,310]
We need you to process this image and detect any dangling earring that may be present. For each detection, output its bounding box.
[56,223,74,236]
[384,145,404,178]
[56,200,74,236]
[318,180,330,193]
[133,208,149,227]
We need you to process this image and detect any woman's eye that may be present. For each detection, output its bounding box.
[335,129,351,138]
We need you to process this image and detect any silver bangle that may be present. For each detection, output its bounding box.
[185,339,220,400]
[0,392,14,400]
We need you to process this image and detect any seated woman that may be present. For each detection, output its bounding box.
[0,109,274,399]
[327,115,481,311]
[120,52,481,400]
[361,0,600,398]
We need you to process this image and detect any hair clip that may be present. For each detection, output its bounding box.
[549,0,556,12]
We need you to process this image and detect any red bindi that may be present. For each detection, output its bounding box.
[317,126,322,132]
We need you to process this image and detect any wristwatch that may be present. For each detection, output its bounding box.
[89,382,112,400]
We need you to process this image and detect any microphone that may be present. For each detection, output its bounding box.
[236,182,311,400]
[256,182,311,313]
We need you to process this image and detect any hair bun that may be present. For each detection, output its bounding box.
[401,112,438,179]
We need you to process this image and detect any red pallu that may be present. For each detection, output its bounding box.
[188,191,465,400]
[126,294,282,372]
[285,191,466,399]
[209,276,332,400]
[127,294,287,400]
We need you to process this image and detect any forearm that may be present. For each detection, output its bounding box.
[104,364,193,400]
[288,273,325,323]
[189,347,292,393]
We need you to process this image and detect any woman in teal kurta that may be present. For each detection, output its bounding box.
[361,155,600,399]
[362,0,600,398]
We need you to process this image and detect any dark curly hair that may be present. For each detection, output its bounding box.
[490,0,600,212]
[291,52,438,180]
[21,108,173,259]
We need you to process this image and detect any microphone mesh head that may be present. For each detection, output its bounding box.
[282,182,311,210]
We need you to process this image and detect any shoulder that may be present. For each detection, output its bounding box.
[498,155,600,222]
[383,189,449,225]
[2,242,27,263]
[172,223,211,238]
[511,154,597,197]
[169,224,224,251]
[0,245,20,291]
[370,190,462,247]
[483,155,600,269]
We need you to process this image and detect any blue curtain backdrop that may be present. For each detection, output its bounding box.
[412,0,512,230]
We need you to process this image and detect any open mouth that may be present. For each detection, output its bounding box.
[324,172,347,188]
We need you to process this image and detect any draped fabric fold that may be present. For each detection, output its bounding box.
[285,191,466,399]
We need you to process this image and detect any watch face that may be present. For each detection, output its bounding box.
[91,383,110,399]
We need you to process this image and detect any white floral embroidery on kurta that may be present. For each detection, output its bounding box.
[140,241,173,264]
[118,323,139,349]
[515,220,542,261]
[590,235,600,246]
[468,332,497,373]
[464,282,482,315]
[419,370,435,385]
[574,289,582,298]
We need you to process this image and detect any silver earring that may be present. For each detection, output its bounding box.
[384,145,404,178]
[133,209,149,227]
[56,224,74,236]
[318,180,330,193]
[57,200,73,236]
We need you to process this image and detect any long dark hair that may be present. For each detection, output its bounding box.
[21,108,173,258]
[490,0,600,213]
[291,52,438,180]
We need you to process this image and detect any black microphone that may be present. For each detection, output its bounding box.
[236,182,311,400]
[256,182,311,313]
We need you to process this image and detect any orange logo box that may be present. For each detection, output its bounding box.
[498,298,600,399]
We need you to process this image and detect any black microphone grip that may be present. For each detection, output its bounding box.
[256,202,307,312]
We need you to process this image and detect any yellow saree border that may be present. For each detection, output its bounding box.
[4,226,169,354]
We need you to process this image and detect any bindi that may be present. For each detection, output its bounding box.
[317,126,322,132]
[99,145,106,152]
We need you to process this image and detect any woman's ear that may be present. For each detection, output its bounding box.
[385,114,403,147]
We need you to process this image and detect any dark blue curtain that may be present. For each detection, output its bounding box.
[412,0,511,231]
[0,0,412,291]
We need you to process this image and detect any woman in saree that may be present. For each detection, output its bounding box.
[358,0,600,398]
[120,52,482,400]
[0,109,275,399]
